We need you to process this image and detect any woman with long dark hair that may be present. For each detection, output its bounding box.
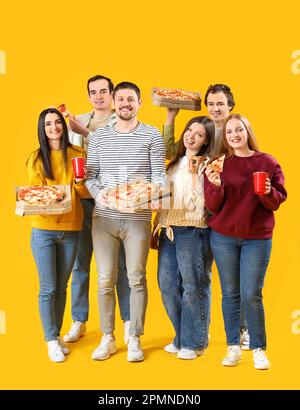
[205,114,287,369]
[28,108,88,362]
[152,116,215,359]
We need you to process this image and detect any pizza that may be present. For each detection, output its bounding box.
[154,88,201,102]
[107,180,158,202]
[57,103,69,118]
[106,180,159,208]
[18,185,65,206]
[206,155,225,173]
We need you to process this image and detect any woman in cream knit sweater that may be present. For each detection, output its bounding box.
[152,115,215,360]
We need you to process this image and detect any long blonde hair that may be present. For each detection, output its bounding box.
[219,114,259,158]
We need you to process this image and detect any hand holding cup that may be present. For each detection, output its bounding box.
[72,157,85,181]
[253,172,271,195]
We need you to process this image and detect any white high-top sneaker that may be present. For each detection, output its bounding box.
[253,348,270,370]
[47,340,65,363]
[240,329,250,350]
[177,348,205,360]
[127,335,144,362]
[221,345,242,367]
[57,337,70,355]
[91,334,117,361]
[63,321,86,342]
[164,343,179,354]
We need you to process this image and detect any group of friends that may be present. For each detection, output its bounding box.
[27,75,287,370]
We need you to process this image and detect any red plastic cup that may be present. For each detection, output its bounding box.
[72,157,85,179]
[253,172,269,195]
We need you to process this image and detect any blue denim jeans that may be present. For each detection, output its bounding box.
[158,227,212,350]
[210,230,272,349]
[71,199,130,322]
[30,228,80,341]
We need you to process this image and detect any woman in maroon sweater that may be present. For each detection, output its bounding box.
[204,114,287,370]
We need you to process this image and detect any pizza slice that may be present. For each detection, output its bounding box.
[190,155,206,165]
[57,103,69,118]
[206,154,225,173]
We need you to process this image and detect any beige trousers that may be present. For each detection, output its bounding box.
[92,216,151,336]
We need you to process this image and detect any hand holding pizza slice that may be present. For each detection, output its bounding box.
[188,155,207,174]
[205,155,225,188]
[57,103,69,118]
[206,154,225,173]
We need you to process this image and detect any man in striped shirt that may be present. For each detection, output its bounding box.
[85,82,166,362]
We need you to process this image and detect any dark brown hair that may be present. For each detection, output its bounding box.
[87,75,114,95]
[27,108,71,180]
[204,84,235,111]
[167,116,215,171]
[112,81,141,100]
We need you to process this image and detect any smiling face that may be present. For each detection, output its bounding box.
[88,78,112,111]
[44,112,63,141]
[206,92,231,126]
[225,118,249,151]
[183,122,207,153]
[113,88,141,121]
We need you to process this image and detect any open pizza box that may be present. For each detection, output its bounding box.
[152,87,201,111]
[104,179,171,212]
[15,184,72,216]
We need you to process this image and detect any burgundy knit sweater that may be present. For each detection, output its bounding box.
[204,151,287,239]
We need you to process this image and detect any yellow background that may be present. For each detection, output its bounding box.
[0,0,299,390]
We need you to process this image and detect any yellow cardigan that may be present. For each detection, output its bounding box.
[27,145,90,231]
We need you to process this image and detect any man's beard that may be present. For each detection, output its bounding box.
[116,110,135,121]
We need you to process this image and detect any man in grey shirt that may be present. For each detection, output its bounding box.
[64,75,130,345]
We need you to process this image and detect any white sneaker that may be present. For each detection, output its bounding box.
[222,345,242,367]
[57,337,70,355]
[177,348,205,360]
[164,343,179,354]
[91,334,117,360]
[127,335,144,362]
[63,321,86,342]
[253,348,270,370]
[240,329,250,350]
[124,321,131,344]
[47,340,65,363]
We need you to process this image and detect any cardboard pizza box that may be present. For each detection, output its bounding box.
[15,184,72,216]
[105,179,171,211]
[152,87,201,111]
